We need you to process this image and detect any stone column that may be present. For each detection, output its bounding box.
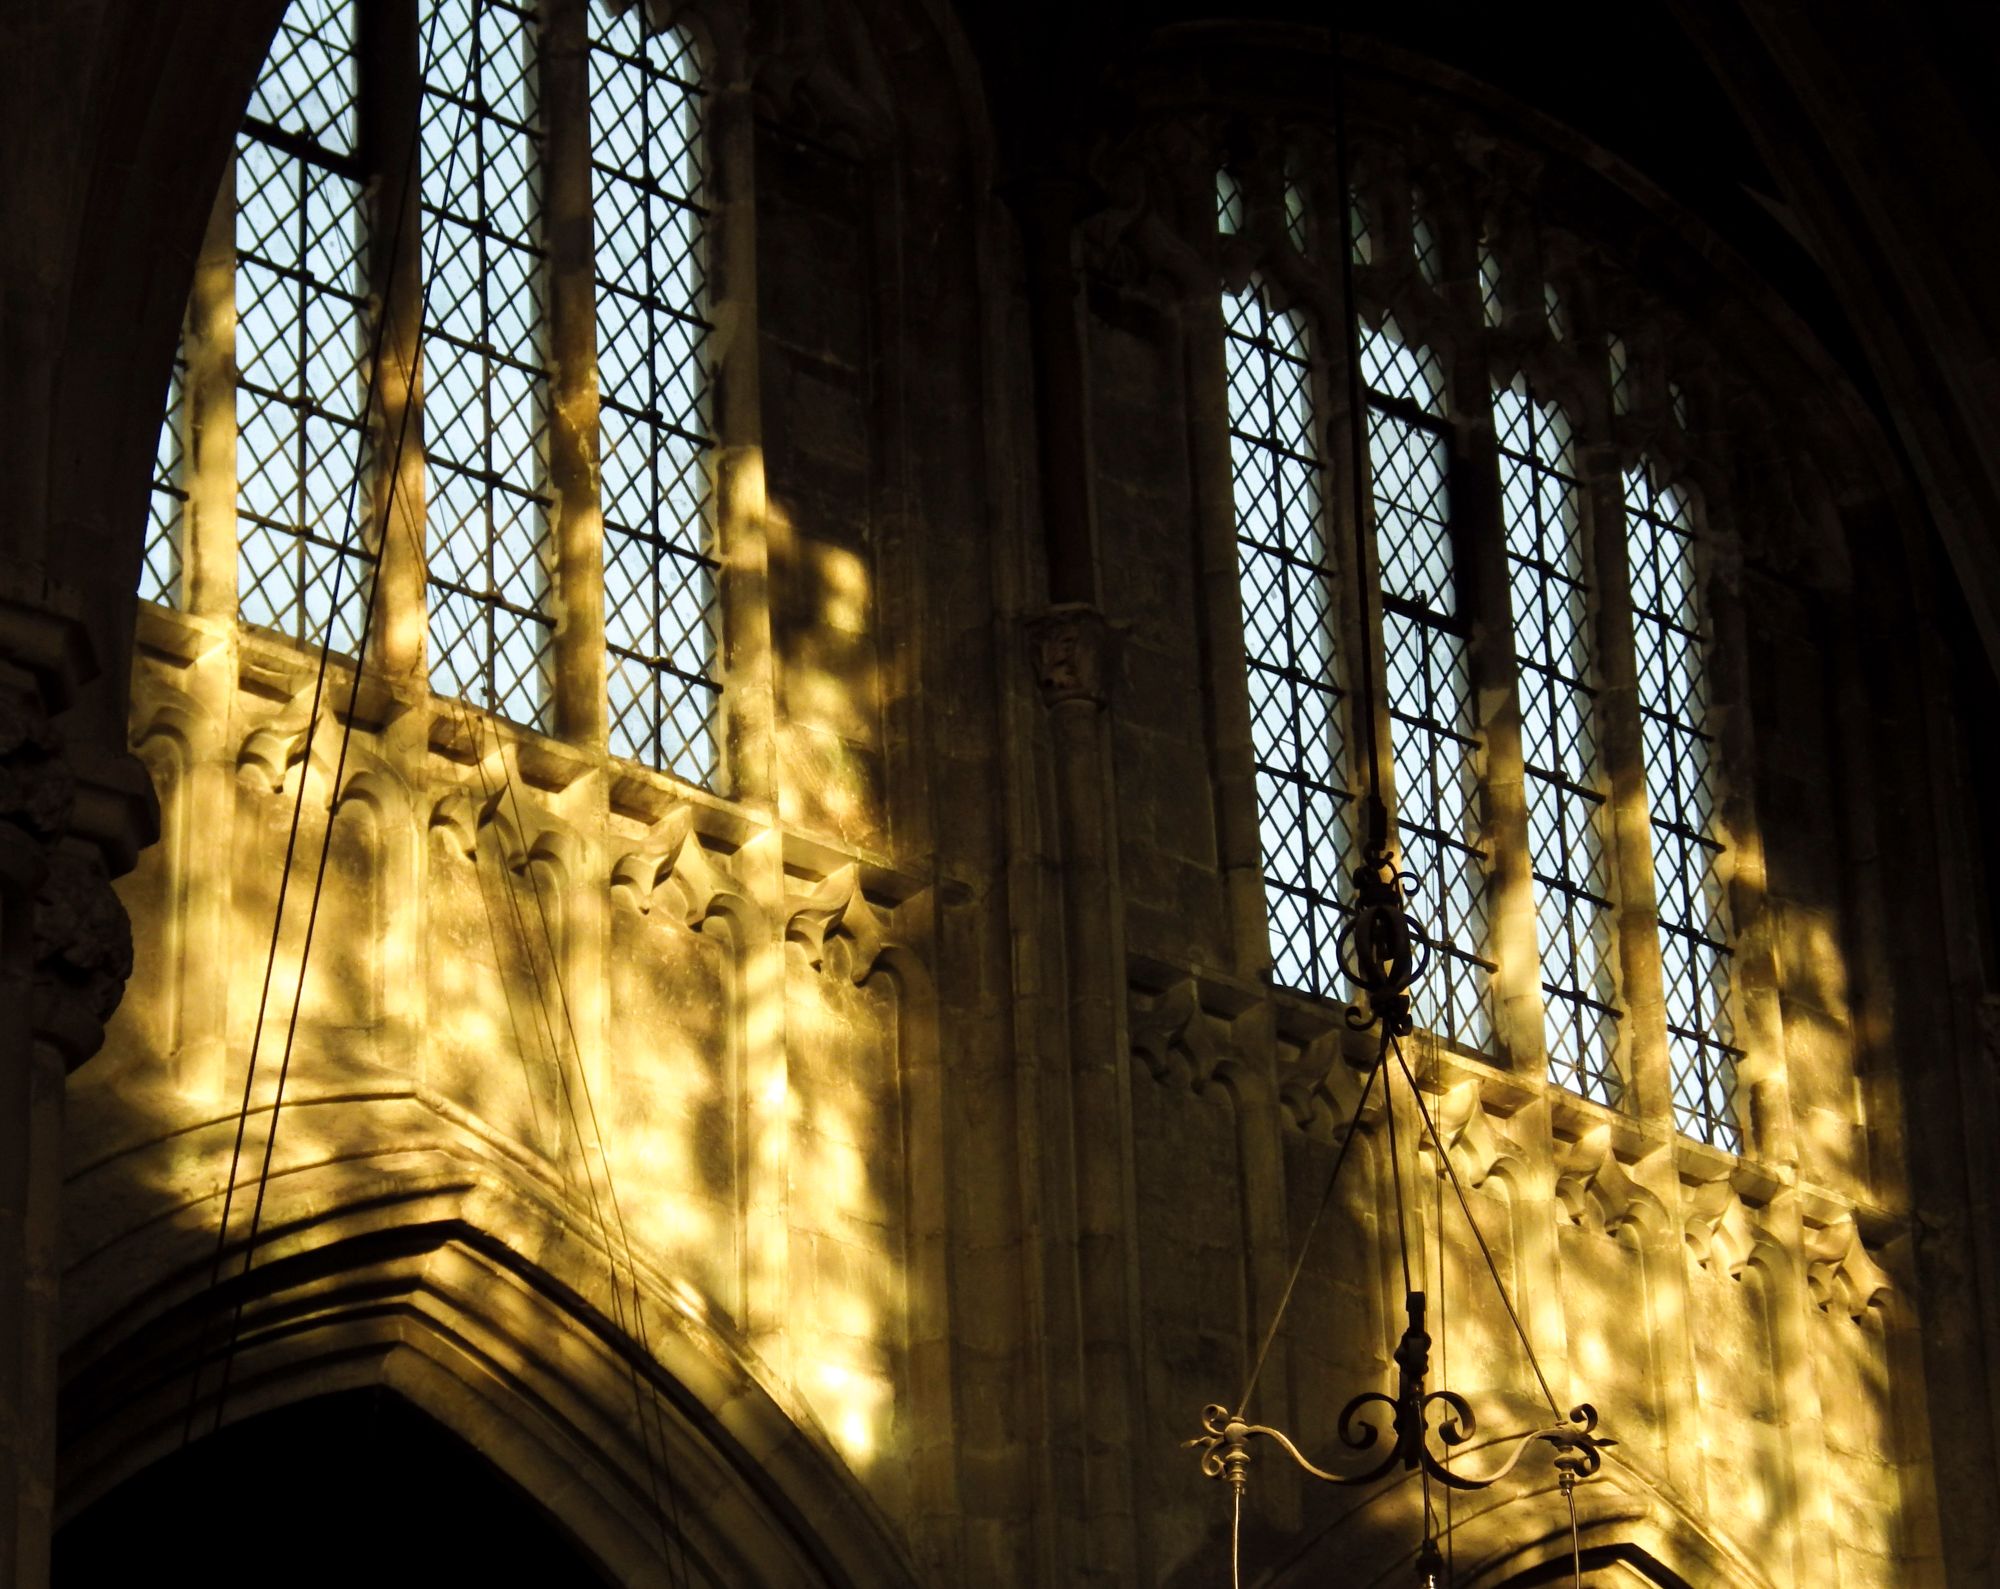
[1013,167,1145,1587]
[0,590,153,1589]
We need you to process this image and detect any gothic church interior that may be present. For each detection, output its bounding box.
[2,0,1998,1584]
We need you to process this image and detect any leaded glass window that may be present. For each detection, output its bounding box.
[235,0,370,653]
[1411,195,1442,288]
[1224,280,1353,995]
[145,345,188,608]
[1478,235,1503,328]
[1626,461,1740,1148]
[1359,320,1491,1049]
[591,10,718,784]
[1496,377,1621,1103]
[422,0,553,731]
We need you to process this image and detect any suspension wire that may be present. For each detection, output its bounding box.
[1390,1037,1561,1418]
[1383,1051,1414,1297]
[1230,1486,1243,1589]
[1235,1025,1390,1416]
[1330,33,1387,851]
[447,703,691,1588]
[188,21,699,1581]
[1566,1483,1585,1586]
[1438,1134,1454,1585]
[184,0,458,1448]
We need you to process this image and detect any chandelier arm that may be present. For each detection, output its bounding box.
[1390,1035,1563,1418]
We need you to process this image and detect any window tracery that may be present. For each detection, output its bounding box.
[1222,277,1352,997]
[1214,140,1742,1148]
[141,0,718,788]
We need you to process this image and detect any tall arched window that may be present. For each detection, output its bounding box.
[142,0,718,788]
[1496,376,1620,1104]
[1626,459,1739,1147]
[1217,152,1742,1150]
[1361,319,1490,1052]
[1223,276,1352,995]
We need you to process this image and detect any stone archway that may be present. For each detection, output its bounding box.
[55,1387,614,1586]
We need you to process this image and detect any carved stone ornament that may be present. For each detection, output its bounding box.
[1028,605,1121,709]
[0,689,75,845]
[784,863,888,982]
[33,844,134,1069]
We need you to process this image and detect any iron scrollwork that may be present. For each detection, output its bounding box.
[1187,1292,1615,1501]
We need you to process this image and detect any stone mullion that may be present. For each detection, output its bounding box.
[360,0,426,687]
[540,0,603,751]
[1704,513,1793,1171]
[183,173,239,619]
[1182,272,1269,981]
[695,16,790,1375]
[1448,343,1571,1402]
[1449,368,1544,1079]
[1578,448,1669,1132]
[1316,297,1391,871]
[709,26,775,808]
[175,169,244,1102]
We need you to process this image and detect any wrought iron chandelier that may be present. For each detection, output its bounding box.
[1183,39,1616,1589]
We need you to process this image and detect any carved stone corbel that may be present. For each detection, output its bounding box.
[610,803,743,929]
[1683,1173,1759,1281]
[783,863,888,982]
[1028,604,1121,710]
[1803,1214,1893,1320]
[1129,976,1241,1096]
[1554,1123,1658,1238]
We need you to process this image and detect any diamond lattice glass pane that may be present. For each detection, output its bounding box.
[234,5,369,653]
[1627,458,1739,1146]
[1226,279,1351,998]
[421,0,554,732]
[143,345,188,606]
[1362,319,1489,1051]
[1498,376,1621,1098]
[592,6,718,785]
[1412,195,1441,287]
[1608,335,1631,416]
[246,0,355,154]
[1349,191,1372,266]
[1284,177,1308,253]
[1479,238,1503,327]
[1216,169,1245,235]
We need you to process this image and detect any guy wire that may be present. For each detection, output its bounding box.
[448,700,692,1589]
[1391,1037,1561,1418]
[1330,34,1385,840]
[185,0,457,1449]
[1235,1024,1388,1416]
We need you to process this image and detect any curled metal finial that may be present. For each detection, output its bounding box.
[1337,855,1432,1034]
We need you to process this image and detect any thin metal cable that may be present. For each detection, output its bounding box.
[185,0,455,1447]
[1236,1026,1390,1415]
[1231,1486,1243,1589]
[1439,1148,1454,1585]
[450,705,690,1588]
[1384,1059,1415,1297]
[1392,1037,1561,1417]
[1330,41,1384,831]
[1566,1482,1584,1586]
